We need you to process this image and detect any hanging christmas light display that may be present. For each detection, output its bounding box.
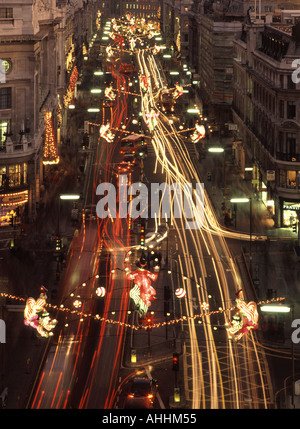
[146,109,159,132]
[2,288,285,333]
[105,85,116,101]
[140,75,150,92]
[127,254,159,316]
[96,287,106,297]
[63,66,78,108]
[100,122,115,143]
[226,289,259,341]
[129,37,136,51]
[24,286,57,338]
[190,122,206,143]
[42,111,60,165]
[152,44,160,55]
[175,288,186,298]
[173,83,184,99]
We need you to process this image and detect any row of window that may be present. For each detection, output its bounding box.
[125,4,157,9]
[0,163,27,189]
[254,59,297,90]
[0,8,13,19]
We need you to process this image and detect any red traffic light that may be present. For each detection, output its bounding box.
[173,352,179,371]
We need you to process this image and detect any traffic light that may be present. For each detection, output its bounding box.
[56,235,61,251]
[9,216,14,227]
[293,222,297,233]
[82,133,89,150]
[140,219,145,247]
[172,352,179,371]
[84,120,89,134]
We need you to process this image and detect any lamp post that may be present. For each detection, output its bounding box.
[208,147,225,202]
[260,304,295,408]
[230,197,252,276]
[57,194,81,236]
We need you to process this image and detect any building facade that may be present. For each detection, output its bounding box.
[0,0,100,227]
[232,9,300,227]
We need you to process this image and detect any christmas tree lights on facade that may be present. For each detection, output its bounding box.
[42,111,60,165]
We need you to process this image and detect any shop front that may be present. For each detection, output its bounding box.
[0,189,28,226]
[282,200,300,227]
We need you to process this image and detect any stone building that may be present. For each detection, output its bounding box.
[232,9,300,227]
[0,0,100,227]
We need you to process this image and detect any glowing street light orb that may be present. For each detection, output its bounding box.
[175,288,186,298]
[73,299,82,308]
[201,302,209,311]
[96,286,106,297]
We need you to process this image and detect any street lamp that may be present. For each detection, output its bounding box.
[208,147,226,202]
[58,193,81,235]
[230,197,252,276]
[260,304,295,408]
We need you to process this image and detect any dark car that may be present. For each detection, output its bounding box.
[123,377,157,409]
[122,152,136,165]
[116,161,133,174]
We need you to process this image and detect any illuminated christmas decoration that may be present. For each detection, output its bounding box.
[190,122,206,143]
[42,111,60,165]
[146,109,159,132]
[175,288,186,298]
[73,299,82,308]
[201,302,209,312]
[153,44,160,55]
[96,287,106,297]
[173,83,183,99]
[129,37,136,51]
[105,85,116,101]
[140,75,150,92]
[106,45,113,57]
[24,286,57,338]
[63,66,78,108]
[2,289,285,333]
[100,122,115,143]
[226,290,259,341]
[127,254,159,316]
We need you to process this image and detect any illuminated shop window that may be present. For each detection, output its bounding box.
[0,166,6,188]
[8,163,27,187]
[0,120,9,145]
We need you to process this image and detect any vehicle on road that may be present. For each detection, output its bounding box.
[122,152,136,166]
[145,225,168,249]
[116,161,134,174]
[120,134,145,154]
[159,88,175,113]
[123,377,157,409]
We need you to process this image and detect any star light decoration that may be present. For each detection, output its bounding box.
[100,122,115,143]
[226,289,259,341]
[24,286,58,338]
[42,111,60,165]
[190,122,206,143]
[127,254,159,316]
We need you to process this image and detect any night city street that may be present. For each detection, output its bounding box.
[1,0,300,421]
